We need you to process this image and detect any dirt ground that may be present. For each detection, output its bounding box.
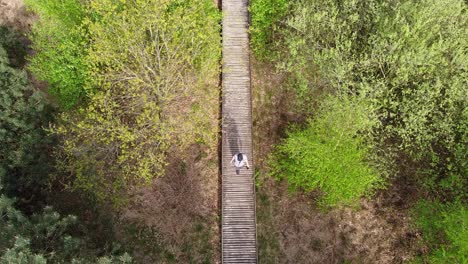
[0,0,35,31]
[256,179,422,263]
[252,60,422,263]
[120,145,220,263]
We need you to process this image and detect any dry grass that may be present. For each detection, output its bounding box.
[0,0,35,31]
[120,144,220,263]
[258,179,422,263]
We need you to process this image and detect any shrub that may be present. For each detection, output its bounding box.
[0,30,131,263]
[26,0,88,109]
[412,200,467,263]
[249,0,288,59]
[271,96,384,208]
[0,27,28,68]
[365,0,467,199]
[261,0,467,200]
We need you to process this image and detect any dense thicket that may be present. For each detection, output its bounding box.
[0,27,131,263]
[251,0,467,260]
[0,27,52,207]
[0,195,131,263]
[27,0,221,204]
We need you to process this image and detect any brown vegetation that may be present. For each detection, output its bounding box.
[0,0,35,31]
[120,145,220,263]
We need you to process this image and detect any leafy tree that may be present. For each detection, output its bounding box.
[259,0,467,200]
[53,0,221,204]
[254,0,467,260]
[0,28,131,264]
[271,96,384,208]
[25,0,88,109]
[364,0,467,200]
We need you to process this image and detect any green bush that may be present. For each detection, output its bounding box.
[0,27,28,68]
[260,0,467,200]
[412,201,467,263]
[271,96,384,208]
[249,0,288,59]
[365,0,467,199]
[26,0,88,109]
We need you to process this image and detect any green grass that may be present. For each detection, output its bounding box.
[412,200,467,263]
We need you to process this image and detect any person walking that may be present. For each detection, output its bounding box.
[230,153,250,175]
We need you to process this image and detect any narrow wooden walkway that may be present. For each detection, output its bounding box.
[221,0,257,263]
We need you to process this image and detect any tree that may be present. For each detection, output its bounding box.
[0,28,132,264]
[52,0,221,204]
[256,0,467,201]
[253,0,467,260]
[0,29,53,206]
[0,194,132,263]
[250,0,288,59]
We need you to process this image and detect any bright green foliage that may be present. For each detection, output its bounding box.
[413,201,467,263]
[54,0,221,204]
[25,0,88,109]
[249,0,288,59]
[272,96,384,208]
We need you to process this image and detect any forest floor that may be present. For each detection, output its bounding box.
[252,60,424,263]
[118,145,220,263]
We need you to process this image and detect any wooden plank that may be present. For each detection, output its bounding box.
[221,0,257,263]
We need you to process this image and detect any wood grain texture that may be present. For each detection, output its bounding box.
[221,0,257,263]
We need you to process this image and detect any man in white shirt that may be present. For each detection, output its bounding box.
[230,153,250,175]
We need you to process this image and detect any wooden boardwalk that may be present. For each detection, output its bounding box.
[221,0,257,263]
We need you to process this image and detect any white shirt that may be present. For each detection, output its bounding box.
[231,153,250,168]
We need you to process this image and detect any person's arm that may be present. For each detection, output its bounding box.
[245,155,250,168]
[230,155,236,164]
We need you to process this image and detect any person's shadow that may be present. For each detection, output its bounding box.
[224,115,243,174]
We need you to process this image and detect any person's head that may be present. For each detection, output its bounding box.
[237,153,243,161]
